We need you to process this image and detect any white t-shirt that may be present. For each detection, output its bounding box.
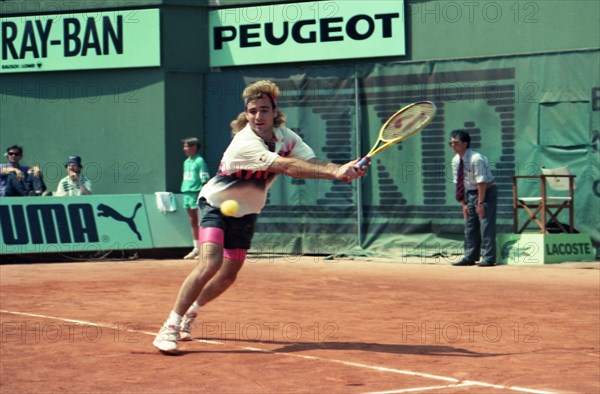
[55,175,92,196]
[200,124,316,216]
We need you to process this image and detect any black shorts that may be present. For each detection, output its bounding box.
[198,197,258,250]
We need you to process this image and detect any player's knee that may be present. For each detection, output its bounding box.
[207,262,224,277]
[220,271,239,288]
[194,260,221,279]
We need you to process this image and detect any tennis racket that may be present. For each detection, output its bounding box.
[358,101,437,168]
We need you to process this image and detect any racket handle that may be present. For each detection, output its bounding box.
[357,156,371,169]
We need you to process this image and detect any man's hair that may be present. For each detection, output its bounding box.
[231,80,286,135]
[5,145,23,155]
[450,130,471,148]
[242,80,280,109]
[181,137,200,147]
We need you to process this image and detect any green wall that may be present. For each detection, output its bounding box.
[202,50,600,256]
[0,2,210,195]
[1,0,598,256]
[211,0,600,61]
[407,0,600,60]
[2,1,598,195]
[0,69,166,194]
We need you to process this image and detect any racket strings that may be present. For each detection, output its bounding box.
[382,104,435,141]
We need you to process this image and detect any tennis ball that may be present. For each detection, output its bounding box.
[220,200,239,217]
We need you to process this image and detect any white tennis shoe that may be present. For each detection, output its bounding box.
[153,324,180,354]
[179,313,197,341]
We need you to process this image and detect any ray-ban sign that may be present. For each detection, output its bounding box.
[0,9,160,73]
[209,0,406,67]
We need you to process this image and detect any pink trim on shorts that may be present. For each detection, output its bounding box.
[199,227,224,246]
[224,249,247,262]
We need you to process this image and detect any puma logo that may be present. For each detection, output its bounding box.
[97,203,143,241]
[501,240,534,259]
[500,240,519,259]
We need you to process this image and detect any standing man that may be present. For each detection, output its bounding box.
[153,80,366,354]
[55,156,92,196]
[181,137,210,260]
[450,130,497,267]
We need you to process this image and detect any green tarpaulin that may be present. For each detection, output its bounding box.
[204,50,600,257]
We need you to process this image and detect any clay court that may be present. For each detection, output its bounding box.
[1,256,598,393]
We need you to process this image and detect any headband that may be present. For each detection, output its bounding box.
[244,93,277,108]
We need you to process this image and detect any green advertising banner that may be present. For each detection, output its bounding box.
[497,233,595,265]
[0,9,161,73]
[0,195,153,254]
[204,49,600,257]
[209,0,405,67]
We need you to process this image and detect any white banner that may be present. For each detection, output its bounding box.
[0,9,161,73]
[210,0,405,67]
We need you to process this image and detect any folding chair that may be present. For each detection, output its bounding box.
[512,166,576,233]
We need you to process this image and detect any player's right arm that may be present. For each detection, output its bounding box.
[269,156,364,182]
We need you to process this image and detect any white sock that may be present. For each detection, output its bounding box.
[186,301,201,317]
[166,311,182,327]
[192,240,199,250]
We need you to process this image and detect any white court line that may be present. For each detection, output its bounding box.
[366,381,558,394]
[1,310,556,394]
[366,382,477,393]
[462,380,557,394]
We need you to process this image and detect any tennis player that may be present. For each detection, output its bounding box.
[153,80,367,353]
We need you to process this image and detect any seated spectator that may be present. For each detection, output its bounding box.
[55,156,92,196]
[0,145,47,197]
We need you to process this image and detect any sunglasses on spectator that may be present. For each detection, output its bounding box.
[7,151,21,156]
